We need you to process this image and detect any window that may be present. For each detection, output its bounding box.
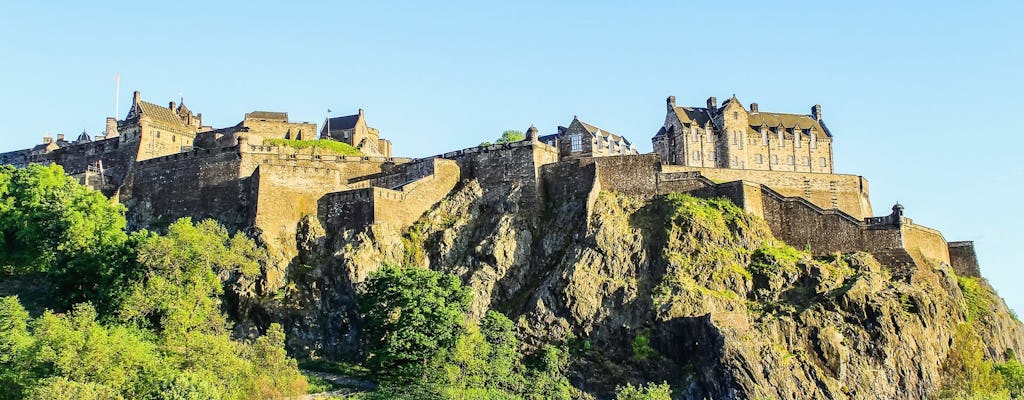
[756,154,763,164]
[810,133,818,149]
[761,129,768,146]
[709,151,716,161]
[570,134,582,152]
[804,157,811,166]
[820,157,827,167]
[732,156,738,166]
[733,111,739,119]
[693,151,701,161]
[691,129,698,142]
[706,130,713,143]
[155,131,160,138]
[777,129,784,147]
[795,131,801,148]
[771,155,778,165]
[172,135,176,142]
[787,156,795,165]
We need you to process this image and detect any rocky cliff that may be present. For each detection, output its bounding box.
[268,178,1023,399]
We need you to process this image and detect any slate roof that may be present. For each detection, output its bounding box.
[575,118,631,146]
[671,107,713,127]
[748,113,829,137]
[137,101,186,127]
[246,111,288,121]
[325,114,360,131]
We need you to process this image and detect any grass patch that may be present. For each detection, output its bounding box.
[305,374,342,394]
[264,138,362,156]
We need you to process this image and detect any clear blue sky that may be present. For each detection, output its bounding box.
[2,2,1022,311]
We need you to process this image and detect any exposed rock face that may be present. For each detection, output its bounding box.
[269,179,1023,399]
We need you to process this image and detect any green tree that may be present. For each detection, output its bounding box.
[0,296,36,399]
[937,324,1009,399]
[359,264,471,384]
[0,164,129,309]
[118,218,264,338]
[480,130,525,146]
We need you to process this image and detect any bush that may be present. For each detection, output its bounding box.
[995,360,1024,398]
[958,277,991,322]
[614,381,672,400]
[937,324,1008,399]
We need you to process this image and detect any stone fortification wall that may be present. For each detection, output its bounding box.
[439,140,559,209]
[948,241,981,278]
[540,155,956,271]
[900,222,951,270]
[121,145,248,230]
[661,165,872,219]
[319,158,461,231]
[0,137,141,196]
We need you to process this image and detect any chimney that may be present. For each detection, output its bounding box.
[812,104,822,121]
[358,108,364,118]
[105,117,119,138]
[43,136,53,144]
[667,95,676,111]
[750,102,759,113]
[707,96,717,111]
[132,91,140,105]
[56,134,65,141]
[169,101,176,111]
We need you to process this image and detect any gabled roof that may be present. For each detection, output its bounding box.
[538,133,558,143]
[245,111,288,121]
[671,106,713,127]
[136,101,187,127]
[325,114,360,131]
[748,113,829,137]
[574,118,632,146]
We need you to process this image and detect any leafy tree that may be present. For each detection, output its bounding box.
[480,130,525,146]
[118,218,264,338]
[614,382,672,400]
[996,359,1024,399]
[937,324,1008,399]
[359,264,471,384]
[0,296,36,399]
[0,164,129,309]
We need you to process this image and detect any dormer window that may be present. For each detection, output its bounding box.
[761,128,768,146]
[795,130,801,148]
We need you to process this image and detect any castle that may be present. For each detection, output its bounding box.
[0,91,981,286]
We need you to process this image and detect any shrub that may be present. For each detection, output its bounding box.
[614,381,672,400]
[264,138,362,156]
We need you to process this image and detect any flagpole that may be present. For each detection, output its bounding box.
[114,75,120,118]
[326,109,331,139]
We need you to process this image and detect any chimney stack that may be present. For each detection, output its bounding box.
[132,91,140,105]
[169,101,176,111]
[56,134,65,141]
[812,104,822,121]
[667,95,676,111]
[750,102,759,113]
[43,136,53,144]
[358,108,364,118]
[707,96,717,111]
[105,117,119,138]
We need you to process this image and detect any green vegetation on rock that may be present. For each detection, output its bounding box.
[480,130,525,146]
[263,138,362,156]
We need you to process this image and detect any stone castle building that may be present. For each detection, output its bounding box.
[0,90,983,290]
[322,109,392,157]
[538,116,639,159]
[654,95,833,173]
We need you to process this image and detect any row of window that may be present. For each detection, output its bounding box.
[681,127,819,149]
[689,151,829,168]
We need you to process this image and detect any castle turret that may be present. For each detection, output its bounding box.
[527,125,539,141]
